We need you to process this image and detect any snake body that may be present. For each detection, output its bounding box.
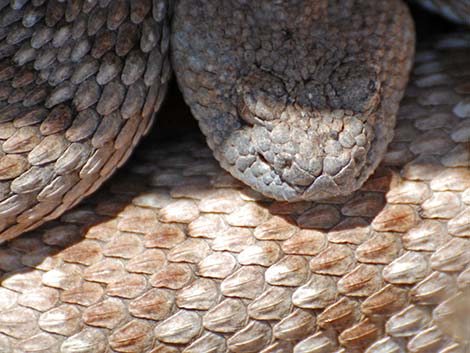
[0,0,469,352]
[0,0,171,242]
[416,0,470,25]
[0,32,469,353]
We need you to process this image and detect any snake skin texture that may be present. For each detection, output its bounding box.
[0,33,469,352]
[0,0,171,242]
[172,0,415,202]
[415,0,470,25]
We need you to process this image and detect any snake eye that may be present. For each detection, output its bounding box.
[237,70,287,126]
[328,62,381,113]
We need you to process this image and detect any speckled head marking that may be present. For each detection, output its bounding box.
[172,0,415,201]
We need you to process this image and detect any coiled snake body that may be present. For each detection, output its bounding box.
[0,1,469,352]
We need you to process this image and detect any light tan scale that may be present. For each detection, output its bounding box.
[0,33,469,352]
[0,0,171,242]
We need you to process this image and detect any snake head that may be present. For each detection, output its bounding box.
[172,0,414,202]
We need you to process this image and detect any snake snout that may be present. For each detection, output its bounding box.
[222,99,375,202]
[228,65,380,202]
[254,111,372,201]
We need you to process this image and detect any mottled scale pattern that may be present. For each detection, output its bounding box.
[0,34,469,353]
[415,0,470,25]
[0,0,171,242]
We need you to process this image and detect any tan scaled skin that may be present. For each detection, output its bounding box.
[172,0,415,202]
[0,32,469,353]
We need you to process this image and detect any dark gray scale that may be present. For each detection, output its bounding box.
[0,0,171,242]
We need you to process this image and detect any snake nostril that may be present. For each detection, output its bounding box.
[257,151,270,166]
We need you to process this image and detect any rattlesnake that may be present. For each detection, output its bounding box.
[0,1,469,353]
[0,0,417,240]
